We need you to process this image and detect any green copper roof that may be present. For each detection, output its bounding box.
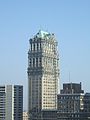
[36,30,50,39]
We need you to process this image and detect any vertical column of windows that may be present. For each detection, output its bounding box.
[49,43,51,51]
[40,42,41,50]
[33,43,35,51]
[45,42,47,52]
[29,58,31,67]
[38,42,40,50]
[50,44,52,51]
[33,58,35,67]
[37,43,38,51]
[34,58,36,67]
[44,57,46,67]
[52,44,55,53]
[51,44,53,52]
[42,57,44,67]
[35,43,37,51]
[54,44,56,53]
[32,43,34,51]
[35,43,38,51]
[31,43,32,51]
[48,43,50,50]
[36,58,38,67]
[39,58,42,67]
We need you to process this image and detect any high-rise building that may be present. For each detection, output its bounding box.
[0,85,23,120]
[57,82,90,120]
[28,30,59,119]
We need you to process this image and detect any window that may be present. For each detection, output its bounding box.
[37,43,38,50]
[31,43,32,51]
[39,58,42,66]
[33,58,35,67]
[29,58,31,67]
[33,43,35,51]
[36,58,38,67]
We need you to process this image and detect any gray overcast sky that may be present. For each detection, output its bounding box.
[0,0,90,110]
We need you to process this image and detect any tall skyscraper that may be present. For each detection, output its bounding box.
[28,30,59,118]
[0,85,23,120]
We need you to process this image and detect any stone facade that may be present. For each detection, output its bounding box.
[57,83,90,120]
[28,30,59,119]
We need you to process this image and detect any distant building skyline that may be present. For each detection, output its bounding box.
[0,0,90,111]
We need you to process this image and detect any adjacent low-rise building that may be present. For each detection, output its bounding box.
[57,83,90,120]
[41,109,57,120]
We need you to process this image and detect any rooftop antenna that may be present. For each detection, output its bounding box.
[69,72,73,94]
[69,71,70,83]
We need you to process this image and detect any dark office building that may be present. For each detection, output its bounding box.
[41,110,57,120]
[57,83,90,120]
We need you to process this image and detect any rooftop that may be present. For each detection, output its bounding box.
[36,30,50,39]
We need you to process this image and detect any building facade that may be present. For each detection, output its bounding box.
[28,30,59,119]
[23,111,28,120]
[41,110,57,120]
[0,85,23,120]
[57,83,90,120]
[0,86,5,120]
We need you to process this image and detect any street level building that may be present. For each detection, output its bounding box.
[28,30,59,119]
[0,85,23,120]
[57,83,90,120]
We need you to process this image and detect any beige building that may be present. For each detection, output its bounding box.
[28,30,59,119]
[23,111,28,120]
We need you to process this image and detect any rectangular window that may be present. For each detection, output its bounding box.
[33,58,35,67]
[36,58,38,67]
